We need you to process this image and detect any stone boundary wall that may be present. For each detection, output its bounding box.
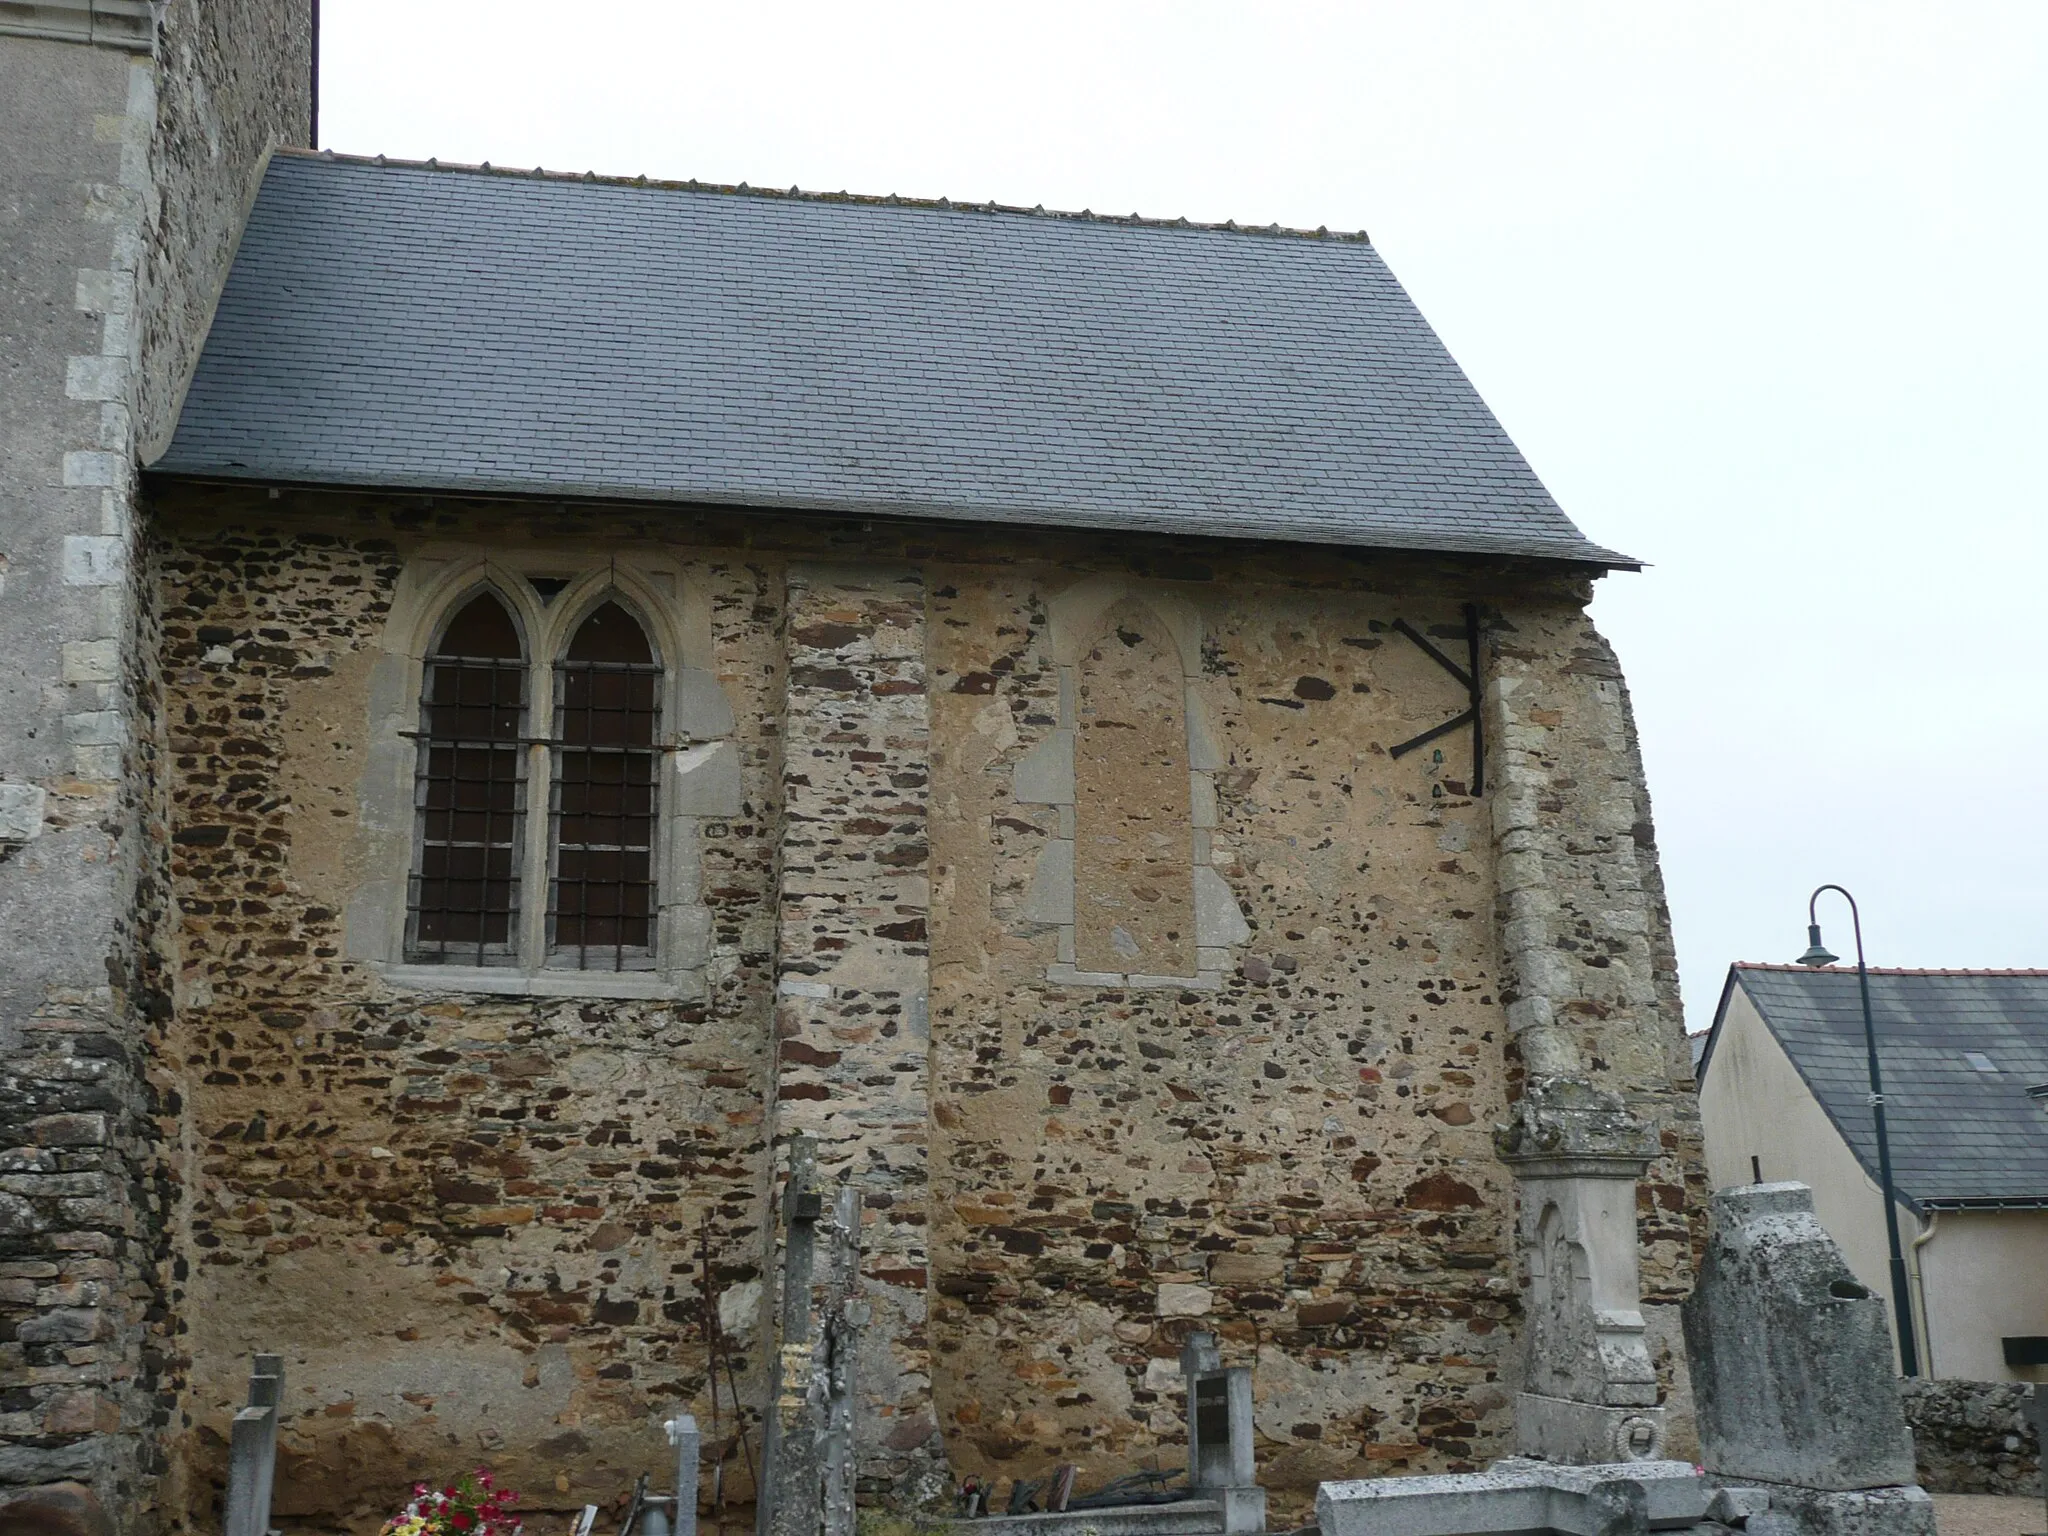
[1900,1378,2039,1497]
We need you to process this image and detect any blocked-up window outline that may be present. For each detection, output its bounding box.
[1013,577,1250,989]
[358,552,739,1000]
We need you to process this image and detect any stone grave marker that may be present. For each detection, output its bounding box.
[1178,1331,1264,1535]
[1682,1183,1934,1536]
[224,1353,284,1536]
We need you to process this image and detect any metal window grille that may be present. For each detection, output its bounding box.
[406,595,528,963]
[549,603,660,971]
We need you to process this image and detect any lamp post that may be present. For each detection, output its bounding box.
[1795,884,1920,1377]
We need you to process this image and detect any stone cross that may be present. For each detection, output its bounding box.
[759,1137,863,1536]
[664,1411,700,1536]
[1178,1331,1265,1535]
[224,1353,284,1536]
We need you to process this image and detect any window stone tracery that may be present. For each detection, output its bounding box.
[350,552,736,999]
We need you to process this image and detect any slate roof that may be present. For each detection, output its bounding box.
[152,150,1635,567]
[1705,965,2048,1209]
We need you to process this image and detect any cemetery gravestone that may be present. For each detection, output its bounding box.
[1682,1184,1933,1536]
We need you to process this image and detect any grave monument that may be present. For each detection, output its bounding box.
[1682,1183,1935,1536]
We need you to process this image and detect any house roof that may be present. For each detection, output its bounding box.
[1704,964,2048,1209]
[152,150,1636,567]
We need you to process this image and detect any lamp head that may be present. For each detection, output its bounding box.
[1795,923,1838,967]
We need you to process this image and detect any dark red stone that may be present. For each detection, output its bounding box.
[0,1484,115,1536]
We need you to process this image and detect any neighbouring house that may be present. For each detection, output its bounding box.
[1698,965,2048,1384]
[3,3,1706,1528]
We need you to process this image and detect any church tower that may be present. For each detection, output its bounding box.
[0,2,312,1526]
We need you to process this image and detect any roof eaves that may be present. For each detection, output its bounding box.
[144,465,1644,570]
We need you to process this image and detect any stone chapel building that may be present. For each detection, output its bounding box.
[1,3,1705,1530]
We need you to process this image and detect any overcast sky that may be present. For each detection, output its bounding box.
[322,2,2048,1031]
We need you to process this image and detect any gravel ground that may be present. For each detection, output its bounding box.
[1935,1494,2048,1536]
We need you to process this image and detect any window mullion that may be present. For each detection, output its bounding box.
[518,666,555,972]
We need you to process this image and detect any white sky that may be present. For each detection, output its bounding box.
[322,2,2048,1031]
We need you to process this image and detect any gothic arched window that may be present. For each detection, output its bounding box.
[549,601,661,971]
[408,590,529,963]
[374,561,735,996]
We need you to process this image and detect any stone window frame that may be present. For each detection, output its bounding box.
[346,549,739,1000]
[1013,576,1251,990]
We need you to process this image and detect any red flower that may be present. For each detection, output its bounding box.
[452,1514,474,1531]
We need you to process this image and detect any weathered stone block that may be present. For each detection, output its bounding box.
[1318,1458,1707,1536]
[1012,728,1074,804]
[16,1309,112,1345]
[1708,1486,1771,1525]
[1515,1393,1666,1464]
[41,1388,119,1434]
[1156,1282,1213,1317]
[1760,1485,1936,1536]
[673,739,742,815]
[1192,866,1249,947]
[59,639,120,683]
[0,782,48,842]
[1020,838,1076,922]
[1682,1184,1916,1491]
[0,1445,101,1488]
[0,1193,46,1235]
[28,1114,110,1148]
[1207,1252,1283,1286]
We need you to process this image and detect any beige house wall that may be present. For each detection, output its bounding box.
[1700,979,2048,1384]
[1917,1211,2048,1383]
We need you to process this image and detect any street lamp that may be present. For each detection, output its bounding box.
[1796,884,1920,1377]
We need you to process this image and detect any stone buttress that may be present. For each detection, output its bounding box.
[769,564,945,1499]
[1485,610,1697,1463]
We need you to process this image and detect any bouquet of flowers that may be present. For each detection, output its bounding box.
[379,1468,523,1536]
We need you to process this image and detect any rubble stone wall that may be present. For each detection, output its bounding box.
[141,485,1700,1528]
[924,553,1704,1508]
[1900,1378,2040,1497]
[150,510,782,1532]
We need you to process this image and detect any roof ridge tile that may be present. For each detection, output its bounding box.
[269,146,1375,244]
